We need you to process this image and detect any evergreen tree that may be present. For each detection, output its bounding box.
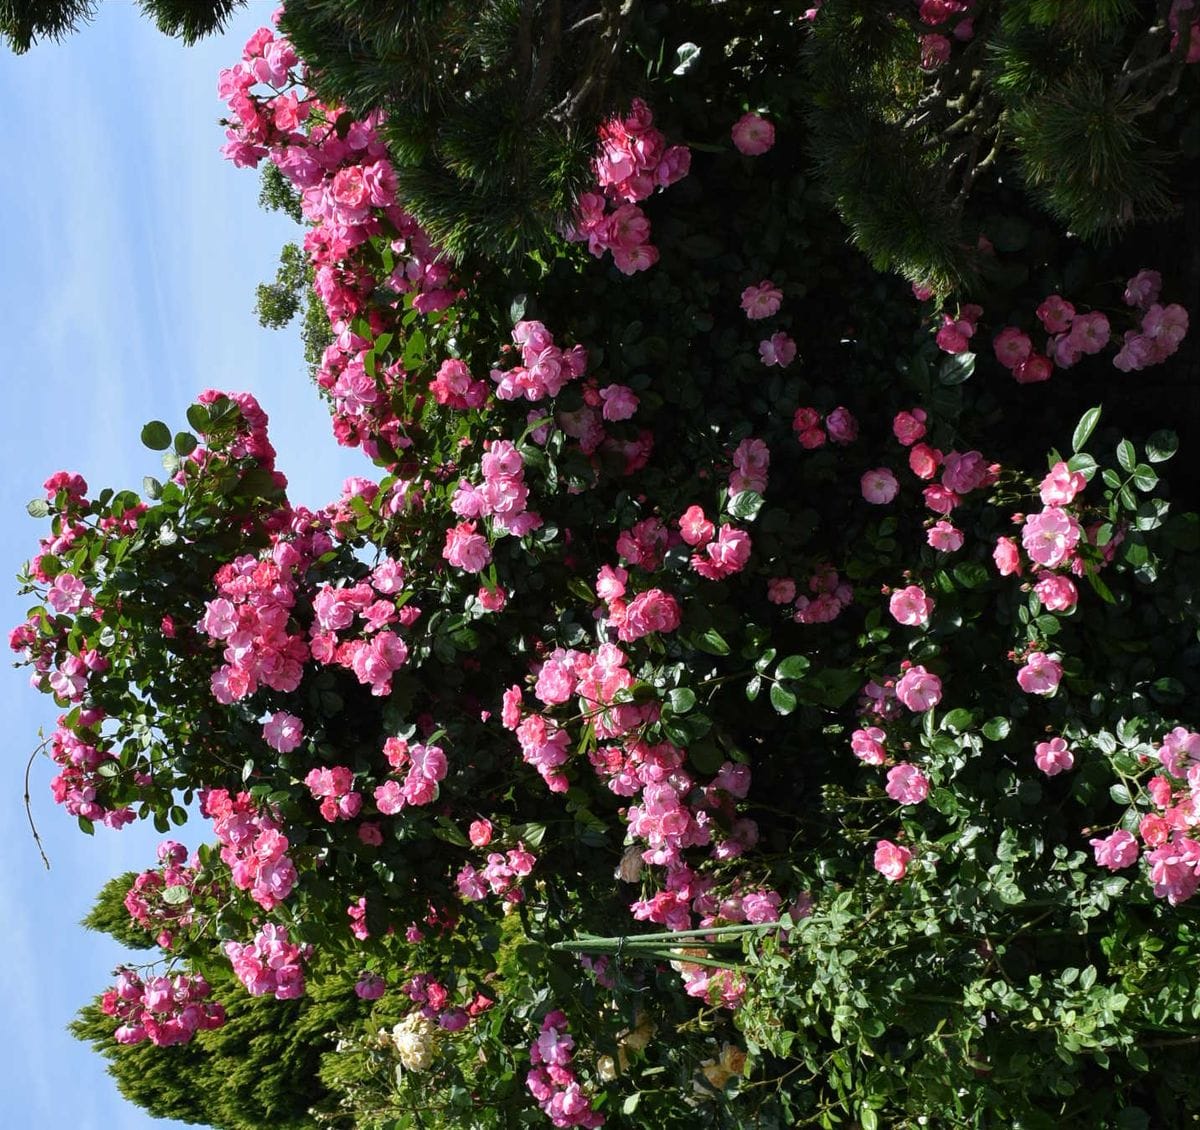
[802,0,1200,292]
[278,0,645,261]
[72,877,377,1130]
[0,0,244,52]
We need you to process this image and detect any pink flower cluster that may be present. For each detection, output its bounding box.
[1090,729,1200,905]
[791,566,854,624]
[526,1011,605,1128]
[935,303,982,354]
[224,923,308,999]
[199,550,309,704]
[792,406,859,449]
[452,438,543,538]
[490,320,588,402]
[985,271,1189,382]
[678,506,752,582]
[456,841,537,910]
[201,787,297,910]
[305,765,363,822]
[308,557,417,696]
[124,840,199,949]
[401,973,492,1031]
[430,357,488,411]
[44,714,133,828]
[729,437,770,495]
[103,969,225,1047]
[373,737,449,813]
[565,98,690,274]
[916,0,975,67]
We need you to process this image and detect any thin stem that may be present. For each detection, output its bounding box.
[24,738,52,870]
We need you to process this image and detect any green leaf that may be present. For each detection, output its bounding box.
[1109,783,1131,805]
[775,655,810,680]
[1066,452,1097,479]
[952,562,989,590]
[672,42,701,75]
[143,476,163,500]
[1131,464,1158,492]
[982,717,1011,741]
[939,352,975,385]
[173,431,198,457]
[727,491,764,521]
[1145,430,1178,464]
[162,885,191,906]
[745,675,762,702]
[941,708,974,734]
[769,682,797,715]
[861,1110,879,1130]
[140,420,172,451]
[668,688,696,714]
[1116,439,1136,473]
[186,404,211,432]
[621,1094,642,1116]
[1072,406,1101,453]
[26,498,50,518]
[695,629,730,656]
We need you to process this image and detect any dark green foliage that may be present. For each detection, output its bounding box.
[255,243,309,330]
[280,0,635,261]
[259,161,305,225]
[0,0,243,51]
[0,0,97,52]
[81,872,157,951]
[134,0,245,44]
[803,0,1199,292]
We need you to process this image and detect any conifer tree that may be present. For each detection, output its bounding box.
[802,0,1199,292]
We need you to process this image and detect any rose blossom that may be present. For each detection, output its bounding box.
[1034,572,1078,612]
[888,585,934,627]
[740,280,783,320]
[892,409,927,446]
[262,711,304,754]
[927,521,963,552]
[758,332,796,367]
[851,727,887,765]
[1021,507,1081,569]
[861,468,899,504]
[731,112,776,155]
[895,665,942,712]
[993,535,1022,576]
[886,763,930,805]
[1089,829,1139,870]
[1039,461,1086,507]
[1017,651,1062,696]
[873,839,913,881]
[1034,737,1074,776]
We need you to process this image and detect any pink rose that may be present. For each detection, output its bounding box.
[993,535,1022,576]
[767,577,797,604]
[851,727,887,765]
[1017,651,1062,696]
[469,819,493,847]
[1034,737,1074,776]
[1123,270,1162,309]
[619,589,682,641]
[1036,294,1076,333]
[909,443,941,480]
[1033,571,1078,612]
[892,409,927,446]
[599,383,639,421]
[443,521,491,573]
[993,326,1033,370]
[731,112,775,156]
[1013,355,1052,384]
[262,711,303,753]
[740,280,783,320]
[895,665,942,712]
[1021,507,1080,569]
[759,332,797,367]
[886,763,930,805]
[678,505,715,547]
[1089,829,1139,870]
[873,839,913,882]
[888,585,934,628]
[825,407,858,445]
[861,468,900,504]
[927,521,963,552]
[1039,461,1086,506]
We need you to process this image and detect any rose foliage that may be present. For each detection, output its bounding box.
[13,5,1200,1129]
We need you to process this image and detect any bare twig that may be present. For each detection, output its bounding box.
[24,738,52,870]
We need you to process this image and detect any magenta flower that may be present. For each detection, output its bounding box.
[1034,737,1074,776]
[861,468,900,504]
[731,112,775,156]
[1017,651,1063,696]
[873,839,913,881]
[895,665,942,712]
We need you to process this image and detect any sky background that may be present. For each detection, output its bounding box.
[0,3,362,1125]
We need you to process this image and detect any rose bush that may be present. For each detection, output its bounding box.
[14,5,1200,1128]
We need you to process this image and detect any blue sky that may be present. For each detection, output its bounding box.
[0,4,362,1125]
